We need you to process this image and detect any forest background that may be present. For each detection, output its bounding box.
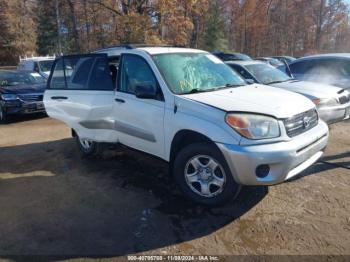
[1,0,350,65]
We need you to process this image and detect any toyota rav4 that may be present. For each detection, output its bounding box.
[43,46,329,206]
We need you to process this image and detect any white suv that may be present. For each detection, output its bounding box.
[43,46,329,206]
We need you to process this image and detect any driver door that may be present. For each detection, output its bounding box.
[113,54,165,158]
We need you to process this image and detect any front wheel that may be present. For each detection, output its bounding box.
[75,135,99,157]
[173,143,241,206]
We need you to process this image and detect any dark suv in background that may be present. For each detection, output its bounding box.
[0,71,46,123]
[284,54,350,91]
[212,51,252,61]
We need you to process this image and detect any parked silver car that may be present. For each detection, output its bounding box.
[227,60,350,124]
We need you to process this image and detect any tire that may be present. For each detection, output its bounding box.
[0,105,8,124]
[75,134,99,157]
[173,142,241,206]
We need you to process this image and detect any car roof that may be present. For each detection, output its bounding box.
[295,53,350,62]
[212,51,246,55]
[94,45,207,56]
[272,55,295,59]
[226,60,266,66]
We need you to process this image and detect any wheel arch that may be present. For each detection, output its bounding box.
[169,129,221,171]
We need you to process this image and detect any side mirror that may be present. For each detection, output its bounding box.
[246,79,255,84]
[135,84,157,99]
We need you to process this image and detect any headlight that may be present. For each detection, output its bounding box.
[1,94,18,100]
[225,113,280,140]
[312,98,338,107]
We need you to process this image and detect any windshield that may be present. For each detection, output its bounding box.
[246,64,292,84]
[268,58,284,67]
[0,71,46,87]
[152,53,247,94]
[232,53,252,61]
[39,60,54,72]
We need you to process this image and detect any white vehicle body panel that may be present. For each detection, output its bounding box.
[45,90,117,142]
[182,84,315,119]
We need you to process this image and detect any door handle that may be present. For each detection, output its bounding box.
[115,98,125,103]
[51,96,68,100]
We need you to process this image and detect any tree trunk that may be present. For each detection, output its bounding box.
[54,0,62,54]
[315,0,325,51]
[67,0,80,52]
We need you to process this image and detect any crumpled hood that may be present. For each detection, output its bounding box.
[181,84,315,119]
[271,80,344,99]
[0,84,45,94]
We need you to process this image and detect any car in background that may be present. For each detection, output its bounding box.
[271,56,296,64]
[212,51,252,61]
[255,57,284,67]
[284,54,350,91]
[0,71,46,123]
[227,60,350,124]
[17,56,55,79]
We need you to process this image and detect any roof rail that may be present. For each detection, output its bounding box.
[92,43,176,53]
[19,55,56,61]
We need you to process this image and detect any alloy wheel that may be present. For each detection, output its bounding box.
[184,155,226,198]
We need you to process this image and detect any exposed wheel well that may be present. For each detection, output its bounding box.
[169,130,217,169]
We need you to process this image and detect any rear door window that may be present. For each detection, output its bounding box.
[64,57,95,89]
[88,57,114,90]
[48,54,113,90]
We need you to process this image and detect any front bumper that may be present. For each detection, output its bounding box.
[318,103,350,124]
[1,100,45,115]
[217,121,329,186]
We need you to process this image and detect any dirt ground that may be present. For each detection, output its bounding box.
[0,114,349,259]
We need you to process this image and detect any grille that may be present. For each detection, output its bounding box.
[18,94,43,102]
[339,94,350,104]
[284,109,318,137]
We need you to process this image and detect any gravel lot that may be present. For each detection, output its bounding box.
[0,115,349,258]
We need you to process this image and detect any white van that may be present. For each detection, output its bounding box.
[17,56,55,79]
[43,46,329,205]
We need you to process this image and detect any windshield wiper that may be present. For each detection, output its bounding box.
[182,88,202,94]
[266,80,289,84]
[181,83,244,95]
[224,83,246,87]
[288,79,300,83]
